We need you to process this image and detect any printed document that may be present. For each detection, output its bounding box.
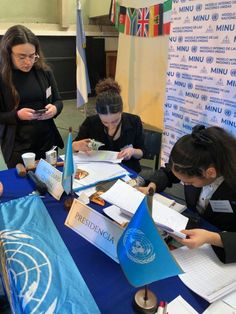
[172,244,236,303]
[101,180,188,237]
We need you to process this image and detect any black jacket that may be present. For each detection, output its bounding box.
[0,68,63,163]
[74,113,145,173]
[150,166,236,263]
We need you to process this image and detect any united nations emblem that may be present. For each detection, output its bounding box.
[123,228,156,264]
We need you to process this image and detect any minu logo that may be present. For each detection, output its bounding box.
[216,24,235,32]
[177,46,189,52]
[221,118,236,128]
[188,56,204,62]
[193,15,210,22]
[185,92,199,99]
[174,81,186,87]
[227,80,236,87]
[205,105,222,113]
[179,6,194,12]
[211,67,228,75]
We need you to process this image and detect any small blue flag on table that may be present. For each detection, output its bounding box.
[62,129,74,194]
[0,195,100,313]
[117,197,183,287]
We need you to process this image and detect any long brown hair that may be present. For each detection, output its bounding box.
[0,24,50,107]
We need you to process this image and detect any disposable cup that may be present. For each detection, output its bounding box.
[21,152,36,169]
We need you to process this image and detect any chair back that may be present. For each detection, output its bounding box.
[142,129,162,169]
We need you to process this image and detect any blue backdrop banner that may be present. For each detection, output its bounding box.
[0,195,100,314]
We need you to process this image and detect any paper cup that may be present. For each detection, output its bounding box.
[21,152,36,169]
[45,150,57,165]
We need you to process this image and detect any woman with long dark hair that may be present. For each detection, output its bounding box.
[141,125,236,263]
[0,25,63,168]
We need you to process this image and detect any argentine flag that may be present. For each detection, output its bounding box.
[76,0,91,107]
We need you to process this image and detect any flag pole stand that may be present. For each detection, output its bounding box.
[133,285,157,314]
[64,177,76,211]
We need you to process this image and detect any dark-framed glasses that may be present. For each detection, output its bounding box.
[12,52,40,63]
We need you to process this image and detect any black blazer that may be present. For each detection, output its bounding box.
[74,113,145,173]
[0,68,63,163]
[150,166,236,263]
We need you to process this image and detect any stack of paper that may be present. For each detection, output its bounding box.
[101,180,188,238]
[73,151,123,163]
[72,162,130,191]
[172,244,236,303]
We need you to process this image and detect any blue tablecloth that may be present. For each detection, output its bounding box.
[0,168,210,313]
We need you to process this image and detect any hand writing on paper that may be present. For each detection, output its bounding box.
[118,147,134,160]
[173,229,223,249]
[137,183,157,195]
[72,139,92,154]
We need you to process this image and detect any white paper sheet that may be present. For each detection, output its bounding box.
[101,180,188,236]
[73,150,123,163]
[164,295,199,314]
[172,244,236,303]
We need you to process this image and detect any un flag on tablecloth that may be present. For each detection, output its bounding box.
[117,196,182,287]
[0,195,100,313]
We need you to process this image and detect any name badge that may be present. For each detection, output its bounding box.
[46,86,52,99]
[65,199,124,262]
[35,159,64,200]
[209,200,233,213]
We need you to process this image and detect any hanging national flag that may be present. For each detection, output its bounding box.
[118,6,126,33]
[109,0,116,24]
[163,0,172,35]
[125,8,137,36]
[115,2,120,30]
[62,128,74,195]
[117,197,182,287]
[137,7,150,37]
[149,4,163,37]
[0,195,100,313]
[76,0,91,107]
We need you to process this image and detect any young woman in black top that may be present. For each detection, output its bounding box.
[73,78,144,173]
[140,125,236,263]
[0,25,63,168]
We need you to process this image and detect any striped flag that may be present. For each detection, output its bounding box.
[163,0,172,35]
[76,0,91,107]
[115,2,120,30]
[119,6,126,33]
[149,4,163,37]
[125,8,137,36]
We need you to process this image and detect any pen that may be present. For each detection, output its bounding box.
[164,301,168,314]
[156,301,165,314]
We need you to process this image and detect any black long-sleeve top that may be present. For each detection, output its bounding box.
[150,165,236,263]
[74,113,145,173]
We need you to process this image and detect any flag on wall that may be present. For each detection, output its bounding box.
[137,7,150,37]
[125,8,137,36]
[163,0,172,35]
[111,0,172,37]
[76,0,91,107]
[115,2,120,29]
[119,6,127,33]
[149,4,163,37]
[117,197,182,287]
[62,128,74,194]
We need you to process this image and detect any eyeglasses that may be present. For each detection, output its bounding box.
[11,52,40,63]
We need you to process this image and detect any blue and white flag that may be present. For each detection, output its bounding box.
[62,129,74,194]
[76,0,91,107]
[0,195,100,313]
[117,197,182,287]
